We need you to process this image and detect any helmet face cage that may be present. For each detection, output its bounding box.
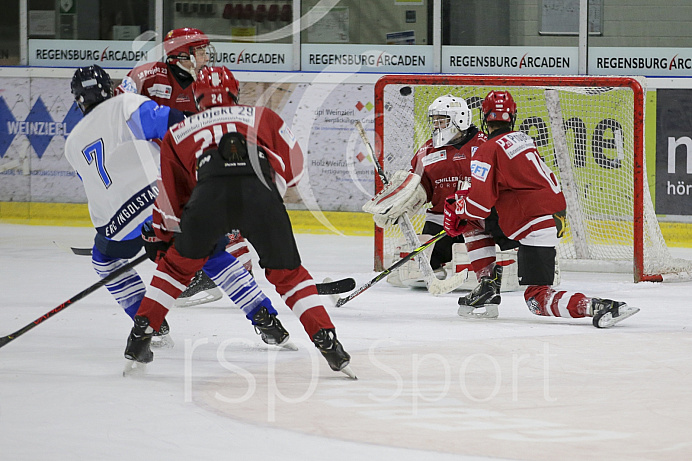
[193,66,240,111]
[71,64,113,114]
[428,95,472,148]
[481,90,517,132]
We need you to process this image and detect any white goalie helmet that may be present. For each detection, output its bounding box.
[428,95,472,148]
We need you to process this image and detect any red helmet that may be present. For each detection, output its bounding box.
[481,90,517,127]
[164,27,210,58]
[193,66,240,111]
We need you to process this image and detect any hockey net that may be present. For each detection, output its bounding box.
[374,75,692,282]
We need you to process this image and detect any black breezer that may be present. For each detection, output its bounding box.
[421,221,464,270]
[484,207,520,251]
[517,245,556,286]
[174,133,301,270]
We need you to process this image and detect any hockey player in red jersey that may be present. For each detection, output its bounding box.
[364,95,514,293]
[124,66,355,377]
[117,27,253,305]
[116,27,212,115]
[443,90,639,328]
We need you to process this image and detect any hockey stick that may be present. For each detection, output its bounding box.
[52,239,354,295]
[317,277,356,295]
[335,231,446,307]
[355,121,458,294]
[0,254,149,349]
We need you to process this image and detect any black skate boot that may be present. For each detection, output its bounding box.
[151,318,174,349]
[124,315,154,363]
[313,328,355,378]
[457,265,502,319]
[252,306,293,348]
[591,298,640,328]
[175,270,223,307]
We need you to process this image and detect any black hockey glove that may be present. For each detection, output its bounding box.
[141,219,171,262]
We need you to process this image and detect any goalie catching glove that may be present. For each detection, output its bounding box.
[362,170,427,228]
[142,218,171,262]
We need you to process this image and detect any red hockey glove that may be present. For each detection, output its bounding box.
[443,193,468,238]
[142,219,171,262]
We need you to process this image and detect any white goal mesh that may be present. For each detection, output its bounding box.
[374,75,692,282]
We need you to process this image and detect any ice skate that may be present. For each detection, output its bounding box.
[313,328,356,379]
[174,270,223,307]
[457,265,502,318]
[253,306,297,351]
[151,318,174,349]
[591,298,640,328]
[124,315,154,376]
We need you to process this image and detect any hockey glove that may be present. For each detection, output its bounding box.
[141,218,171,262]
[443,193,468,238]
[362,170,427,228]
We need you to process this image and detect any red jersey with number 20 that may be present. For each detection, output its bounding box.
[153,105,303,242]
[456,129,566,241]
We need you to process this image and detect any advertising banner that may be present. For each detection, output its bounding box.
[442,46,578,75]
[655,89,692,216]
[0,77,84,203]
[29,39,157,68]
[590,48,692,77]
[301,44,433,73]
[0,77,377,213]
[213,43,293,71]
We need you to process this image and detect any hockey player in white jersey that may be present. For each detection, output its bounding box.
[65,65,292,349]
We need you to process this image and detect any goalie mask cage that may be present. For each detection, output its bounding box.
[374,74,692,283]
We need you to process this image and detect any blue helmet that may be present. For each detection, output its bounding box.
[71,64,113,114]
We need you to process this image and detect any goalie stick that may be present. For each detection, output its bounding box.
[0,254,149,349]
[356,121,464,295]
[336,231,446,307]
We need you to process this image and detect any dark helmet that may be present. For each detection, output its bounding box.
[193,66,239,111]
[71,64,113,115]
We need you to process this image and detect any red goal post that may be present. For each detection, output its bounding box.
[373,74,692,283]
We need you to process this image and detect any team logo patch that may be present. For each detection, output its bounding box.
[279,123,296,148]
[470,160,491,182]
[453,151,466,161]
[176,95,190,103]
[147,84,172,99]
[422,150,446,166]
[119,77,137,93]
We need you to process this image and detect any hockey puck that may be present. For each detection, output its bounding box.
[400,86,412,96]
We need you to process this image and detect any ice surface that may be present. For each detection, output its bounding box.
[1,223,691,460]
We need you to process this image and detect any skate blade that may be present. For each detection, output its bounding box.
[123,359,147,377]
[457,304,499,319]
[340,365,357,380]
[151,334,175,349]
[277,340,298,351]
[174,287,223,307]
[594,306,640,328]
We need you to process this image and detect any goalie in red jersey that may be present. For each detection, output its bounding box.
[443,90,639,328]
[124,66,355,378]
